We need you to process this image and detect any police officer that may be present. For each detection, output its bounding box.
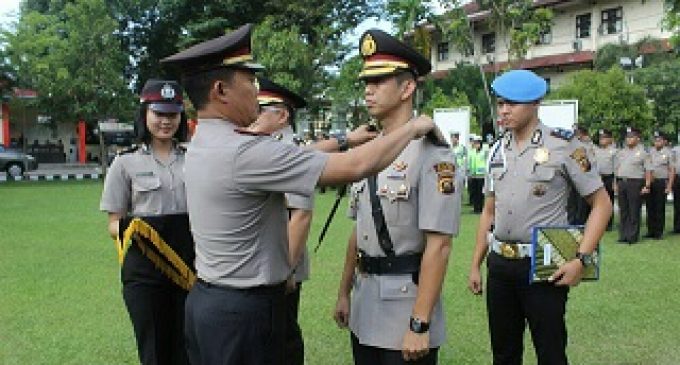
[672,137,680,234]
[467,70,612,365]
[333,29,459,365]
[594,128,617,230]
[468,134,487,213]
[645,131,675,239]
[451,131,467,203]
[567,124,594,225]
[615,127,652,244]
[100,80,193,365]
[160,24,438,365]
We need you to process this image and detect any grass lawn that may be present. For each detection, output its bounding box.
[1,180,679,364]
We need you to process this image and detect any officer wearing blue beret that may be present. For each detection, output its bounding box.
[468,69,612,365]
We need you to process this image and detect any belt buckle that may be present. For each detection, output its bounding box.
[500,243,519,259]
[356,251,365,273]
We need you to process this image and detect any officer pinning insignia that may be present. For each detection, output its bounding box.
[434,162,455,194]
[532,184,547,197]
[550,128,574,141]
[357,29,431,80]
[570,147,592,172]
[534,147,550,164]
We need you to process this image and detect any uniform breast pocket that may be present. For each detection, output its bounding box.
[132,176,161,192]
[379,274,417,301]
[527,166,555,182]
[382,182,416,227]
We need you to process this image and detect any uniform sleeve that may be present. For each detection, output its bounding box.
[99,156,130,214]
[234,138,329,196]
[418,146,460,236]
[643,150,652,171]
[286,192,314,211]
[563,139,603,197]
[483,141,502,197]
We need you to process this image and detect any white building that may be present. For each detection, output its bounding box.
[430,0,672,87]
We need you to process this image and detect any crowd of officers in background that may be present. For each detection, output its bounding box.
[451,126,680,242]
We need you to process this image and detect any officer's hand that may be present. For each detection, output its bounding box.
[468,267,483,295]
[549,259,584,287]
[402,330,429,361]
[347,124,378,148]
[640,186,650,195]
[411,115,435,139]
[333,294,351,328]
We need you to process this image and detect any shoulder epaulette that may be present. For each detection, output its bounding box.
[292,137,304,146]
[550,128,574,141]
[425,131,450,148]
[117,144,140,156]
[234,128,270,137]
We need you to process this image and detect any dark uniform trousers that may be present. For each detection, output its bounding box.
[121,246,189,365]
[285,284,304,365]
[646,178,667,238]
[674,175,680,233]
[469,177,485,214]
[351,333,439,365]
[617,178,645,243]
[486,252,569,365]
[184,279,286,365]
[601,174,615,230]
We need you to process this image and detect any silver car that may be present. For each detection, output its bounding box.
[0,145,38,178]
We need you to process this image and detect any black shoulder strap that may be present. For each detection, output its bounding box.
[367,175,396,257]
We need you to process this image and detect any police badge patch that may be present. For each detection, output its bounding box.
[570,147,591,172]
[434,162,455,194]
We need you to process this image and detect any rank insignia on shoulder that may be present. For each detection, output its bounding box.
[550,128,574,141]
[570,147,591,172]
[117,145,140,155]
[434,162,455,194]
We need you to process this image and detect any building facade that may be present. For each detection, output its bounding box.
[430,0,671,87]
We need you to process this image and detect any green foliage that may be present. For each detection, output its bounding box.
[386,0,433,38]
[2,0,136,125]
[594,37,674,71]
[633,59,680,137]
[548,67,653,136]
[663,0,680,48]
[326,55,368,127]
[421,86,474,128]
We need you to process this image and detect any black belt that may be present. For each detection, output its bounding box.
[357,251,422,275]
[617,177,644,182]
[600,174,614,178]
[197,278,286,295]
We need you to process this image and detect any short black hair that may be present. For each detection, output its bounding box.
[182,67,235,110]
[135,103,188,143]
[395,70,416,85]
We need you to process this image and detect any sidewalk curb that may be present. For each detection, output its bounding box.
[0,172,101,183]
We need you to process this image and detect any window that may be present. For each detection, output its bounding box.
[437,42,449,62]
[482,33,495,54]
[576,13,591,38]
[536,27,552,45]
[601,7,623,35]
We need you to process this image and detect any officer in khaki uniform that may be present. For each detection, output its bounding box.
[593,128,617,230]
[160,24,438,365]
[333,29,459,365]
[468,70,612,365]
[645,131,676,239]
[615,127,652,244]
[100,80,193,365]
[567,125,594,225]
[672,139,680,233]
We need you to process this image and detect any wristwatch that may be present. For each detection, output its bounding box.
[409,316,430,334]
[575,252,594,267]
[333,133,349,152]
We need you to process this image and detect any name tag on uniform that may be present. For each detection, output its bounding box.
[136,171,155,177]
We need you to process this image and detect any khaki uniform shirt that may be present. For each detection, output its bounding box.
[276,126,312,283]
[484,123,603,243]
[185,119,328,288]
[616,145,651,179]
[347,137,460,350]
[649,147,673,179]
[594,144,617,175]
[100,144,187,216]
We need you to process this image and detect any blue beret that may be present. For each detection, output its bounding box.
[491,70,547,102]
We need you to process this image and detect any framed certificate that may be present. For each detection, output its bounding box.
[530,225,600,283]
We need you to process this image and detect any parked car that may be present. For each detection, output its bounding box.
[0,145,38,178]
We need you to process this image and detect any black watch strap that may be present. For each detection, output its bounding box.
[409,316,430,334]
[335,134,349,152]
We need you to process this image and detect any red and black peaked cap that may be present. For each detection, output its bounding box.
[257,77,307,109]
[358,29,432,80]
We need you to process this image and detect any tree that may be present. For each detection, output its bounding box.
[663,0,680,48]
[594,37,674,71]
[634,59,680,138]
[548,67,653,136]
[421,86,476,131]
[326,55,367,127]
[3,0,135,126]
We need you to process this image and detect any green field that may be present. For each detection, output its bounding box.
[1,181,679,364]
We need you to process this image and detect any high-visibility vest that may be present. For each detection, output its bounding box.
[468,147,488,176]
